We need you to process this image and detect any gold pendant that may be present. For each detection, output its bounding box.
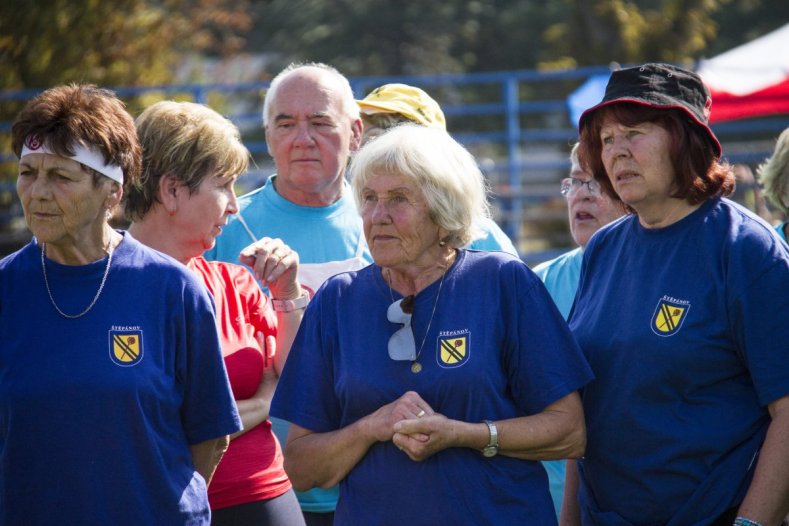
[411,362,422,373]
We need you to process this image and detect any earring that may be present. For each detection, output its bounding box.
[439,239,446,247]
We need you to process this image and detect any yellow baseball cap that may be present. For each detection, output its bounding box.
[357,83,446,130]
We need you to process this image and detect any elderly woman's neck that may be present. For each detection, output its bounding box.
[385,248,456,296]
[129,219,193,265]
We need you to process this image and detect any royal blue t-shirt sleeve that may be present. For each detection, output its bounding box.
[727,234,789,407]
[271,292,341,433]
[178,278,242,444]
[502,262,594,415]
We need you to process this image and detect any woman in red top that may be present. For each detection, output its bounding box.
[126,100,307,526]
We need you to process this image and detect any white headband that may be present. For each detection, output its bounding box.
[20,136,124,184]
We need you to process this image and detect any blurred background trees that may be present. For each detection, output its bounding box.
[3,0,789,90]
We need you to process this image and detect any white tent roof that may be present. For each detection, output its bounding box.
[696,23,789,96]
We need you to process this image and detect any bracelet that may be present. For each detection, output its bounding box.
[272,290,310,312]
[734,517,764,526]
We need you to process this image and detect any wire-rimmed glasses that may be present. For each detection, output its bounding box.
[387,295,416,361]
[560,177,601,197]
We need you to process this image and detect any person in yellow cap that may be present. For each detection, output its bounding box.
[357,83,446,143]
[357,83,519,256]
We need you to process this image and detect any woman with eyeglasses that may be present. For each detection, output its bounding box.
[562,64,789,526]
[534,143,627,320]
[270,124,594,525]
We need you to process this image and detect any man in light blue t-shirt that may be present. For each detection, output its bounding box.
[531,143,625,519]
[207,62,367,526]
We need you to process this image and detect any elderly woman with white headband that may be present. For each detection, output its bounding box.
[0,84,241,525]
[271,124,593,526]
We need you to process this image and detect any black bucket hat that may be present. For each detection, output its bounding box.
[578,63,722,158]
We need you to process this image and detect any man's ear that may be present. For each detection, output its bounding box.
[264,126,273,158]
[349,118,363,152]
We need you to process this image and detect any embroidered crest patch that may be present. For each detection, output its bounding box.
[109,330,143,366]
[651,297,690,337]
[438,332,469,368]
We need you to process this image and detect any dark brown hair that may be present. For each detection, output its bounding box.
[11,84,141,188]
[578,103,734,207]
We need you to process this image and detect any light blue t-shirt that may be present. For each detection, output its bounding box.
[532,246,583,320]
[530,245,584,519]
[469,217,519,256]
[777,221,787,242]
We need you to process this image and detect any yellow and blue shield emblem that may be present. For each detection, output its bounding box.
[109,330,143,366]
[651,299,689,337]
[438,332,469,368]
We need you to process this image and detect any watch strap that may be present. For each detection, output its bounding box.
[272,291,310,312]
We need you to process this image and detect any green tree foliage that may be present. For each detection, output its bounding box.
[0,0,252,90]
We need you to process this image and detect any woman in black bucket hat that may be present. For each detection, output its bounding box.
[561,63,789,526]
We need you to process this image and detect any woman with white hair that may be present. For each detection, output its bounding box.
[270,124,593,525]
[757,126,789,242]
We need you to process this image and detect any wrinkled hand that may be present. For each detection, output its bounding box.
[392,413,456,461]
[364,391,434,443]
[239,237,301,300]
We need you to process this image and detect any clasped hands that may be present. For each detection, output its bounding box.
[369,390,453,462]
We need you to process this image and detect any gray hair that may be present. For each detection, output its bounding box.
[262,62,360,127]
[349,124,490,247]
[757,127,789,214]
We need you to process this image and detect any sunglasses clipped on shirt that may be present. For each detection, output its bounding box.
[387,295,416,361]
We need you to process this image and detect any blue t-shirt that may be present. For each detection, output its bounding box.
[206,174,518,512]
[271,249,594,526]
[0,233,241,525]
[569,198,789,525]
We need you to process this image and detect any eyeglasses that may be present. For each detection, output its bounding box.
[387,295,416,361]
[560,177,601,197]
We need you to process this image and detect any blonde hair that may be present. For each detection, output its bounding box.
[125,100,249,221]
[350,124,490,247]
[757,127,789,214]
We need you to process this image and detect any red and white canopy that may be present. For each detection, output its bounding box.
[696,23,789,123]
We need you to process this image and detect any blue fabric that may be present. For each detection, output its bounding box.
[532,246,583,320]
[272,250,594,526]
[569,198,789,525]
[776,221,787,242]
[207,175,371,513]
[0,233,241,525]
[532,246,585,519]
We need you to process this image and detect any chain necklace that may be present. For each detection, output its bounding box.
[41,240,114,319]
[387,267,447,374]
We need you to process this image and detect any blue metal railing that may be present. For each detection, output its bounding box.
[2,66,785,262]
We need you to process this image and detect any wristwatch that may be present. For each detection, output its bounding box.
[272,290,310,312]
[481,420,499,457]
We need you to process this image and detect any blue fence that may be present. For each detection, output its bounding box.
[1,66,786,262]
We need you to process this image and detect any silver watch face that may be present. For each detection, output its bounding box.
[482,446,498,457]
